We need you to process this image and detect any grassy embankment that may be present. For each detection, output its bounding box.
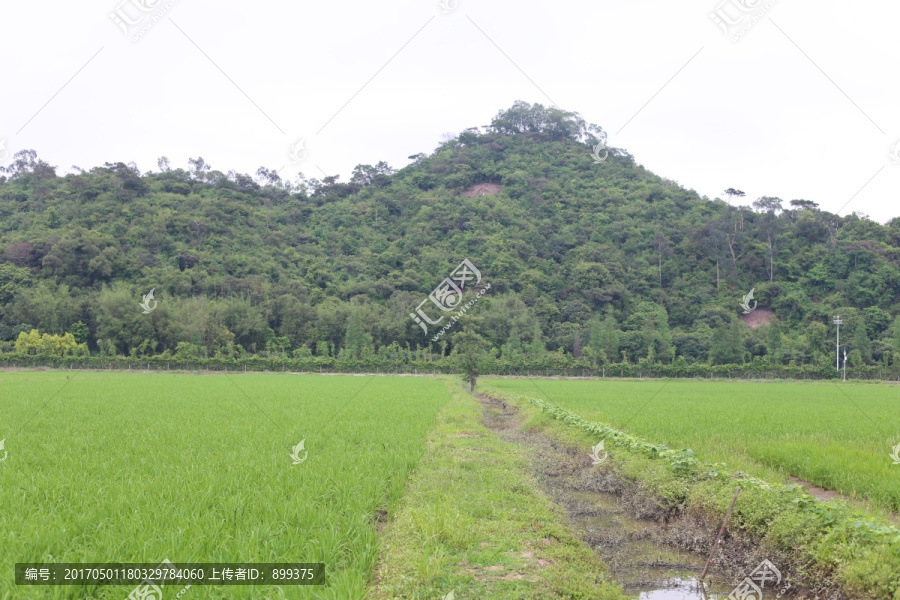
[370,378,625,600]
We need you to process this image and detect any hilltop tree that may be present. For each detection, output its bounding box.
[723,188,745,206]
[188,156,210,180]
[753,196,783,282]
[790,199,819,211]
[723,188,747,234]
[487,101,599,143]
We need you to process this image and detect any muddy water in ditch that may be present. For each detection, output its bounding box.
[478,394,786,600]
[571,487,729,599]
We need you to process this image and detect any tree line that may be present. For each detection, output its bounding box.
[1,101,898,372]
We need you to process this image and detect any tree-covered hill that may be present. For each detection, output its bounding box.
[1,101,898,368]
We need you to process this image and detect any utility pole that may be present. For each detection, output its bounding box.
[842,349,847,382]
[833,316,843,372]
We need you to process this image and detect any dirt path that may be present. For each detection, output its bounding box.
[475,391,833,599]
[787,476,899,525]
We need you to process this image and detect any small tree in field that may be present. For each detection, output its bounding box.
[451,326,492,392]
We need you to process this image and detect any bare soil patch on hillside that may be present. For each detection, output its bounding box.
[742,307,775,328]
[462,182,501,197]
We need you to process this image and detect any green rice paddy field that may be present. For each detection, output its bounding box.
[2,372,899,599]
[0,372,446,599]
[483,378,900,513]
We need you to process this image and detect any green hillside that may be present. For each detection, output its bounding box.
[1,101,898,368]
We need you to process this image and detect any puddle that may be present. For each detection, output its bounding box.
[477,394,792,600]
[632,579,786,599]
[567,490,738,599]
[579,499,783,599]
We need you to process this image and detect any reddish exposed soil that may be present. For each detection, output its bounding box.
[742,308,775,328]
[461,183,501,197]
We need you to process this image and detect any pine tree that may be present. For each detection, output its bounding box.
[503,323,524,358]
[641,305,673,364]
[641,313,657,361]
[892,315,900,365]
[589,317,602,349]
[766,318,783,364]
[602,315,619,361]
[342,309,372,360]
[654,306,674,363]
[709,317,743,365]
[852,320,872,365]
[728,317,745,364]
[588,317,605,366]
[528,322,545,360]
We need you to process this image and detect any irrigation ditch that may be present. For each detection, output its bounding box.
[475,391,845,600]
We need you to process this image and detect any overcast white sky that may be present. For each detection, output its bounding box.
[1,0,898,221]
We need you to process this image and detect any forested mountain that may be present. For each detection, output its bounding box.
[1,101,899,367]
